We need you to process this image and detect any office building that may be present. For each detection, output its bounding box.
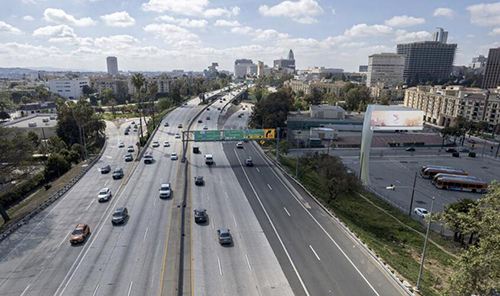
[274,49,296,72]
[303,67,344,80]
[404,85,500,127]
[204,63,218,80]
[359,65,368,73]
[91,76,128,99]
[107,57,119,75]
[482,48,500,89]
[397,28,457,83]
[432,27,448,44]
[257,61,264,78]
[246,64,258,76]
[234,59,255,78]
[470,55,488,69]
[47,77,89,99]
[366,53,405,87]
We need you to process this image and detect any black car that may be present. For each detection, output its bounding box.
[405,147,416,152]
[446,148,457,153]
[112,167,124,179]
[245,158,253,166]
[198,120,202,123]
[194,176,204,186]
[101,165,111,174]
[124,154,133,162]
[124,130,129,135]
[452,152,460,157]
[112,207,128,225]
[194,208,208,223]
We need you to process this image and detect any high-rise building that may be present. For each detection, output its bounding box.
[359,65,368,73]
[106,56,119,75]
[274,49,296,72]
[257,61,264,78]
[366,53,405,87]
[288,49,294,60]
[234,59,255,78]
[482,48,500,89]
[397,28,456,83]
[469,55,488,69]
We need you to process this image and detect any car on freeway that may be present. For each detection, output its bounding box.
[245,158,253,167]
[163,141,170,147]
[446,148,457,153]
[220,100,223,103]
[459,148,470,153]
[131,121,135,124]
[118,142,125,148]
[237,114,242,118]
[101,165,111,174]
[467,139,476,144]
[193,146,199,153]
[217,228,232,245]
[223,98,226,101]
[414,207,429,218]
[133,128,138,132]
[194,208,208,223]
[236,142,244,149]
[127,145,135,153]
[98,188,112,202]
[124,154,133,162]
[170,152,178,160]
[159,183,172,198]
[205,154,213,165]
[206,116,210,120]
[175,133,181,139]
[203,125,208,130]
[178,123,183,128]
[112,167,124,179]
[144,153,154,164]
[405,147,416,152]
[152,141,160,147]
[134,124,138,128]
[194,176,204,186]
[112,207,128,225]
[207,108,210,111]
[198,119,202,123]
[69,223,90,245]
[124,130,129,135]
[164,122,169,127]
[217,107,221,110]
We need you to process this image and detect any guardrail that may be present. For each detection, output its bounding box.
[0,139,107,244]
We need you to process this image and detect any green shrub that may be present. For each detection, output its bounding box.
[0,172,45,208]
[44,153,71,180]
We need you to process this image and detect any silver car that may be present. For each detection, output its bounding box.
[217,228,232,245]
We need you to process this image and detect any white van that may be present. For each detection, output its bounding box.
[205,154,214,165]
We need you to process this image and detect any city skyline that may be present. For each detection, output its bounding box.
[1,0,500,72]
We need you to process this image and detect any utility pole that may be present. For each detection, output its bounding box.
[408,171,417,216]
[416,197,435,292]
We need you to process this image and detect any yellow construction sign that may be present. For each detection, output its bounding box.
[264,129,275,139]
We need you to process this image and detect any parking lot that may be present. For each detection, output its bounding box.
[341,152,500,218]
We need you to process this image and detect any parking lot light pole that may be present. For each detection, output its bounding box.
[416,197,435,292]
[409,171,418,217]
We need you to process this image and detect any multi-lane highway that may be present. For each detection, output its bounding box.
[0,85,407,296]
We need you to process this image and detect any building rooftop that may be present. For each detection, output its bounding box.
[309,105,345,112]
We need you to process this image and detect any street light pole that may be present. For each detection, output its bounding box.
[408,171,418,216]
[416,197,435,292]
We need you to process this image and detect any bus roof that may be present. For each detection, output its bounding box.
[433,173,478,180]
[424,167,467,174]
[422,165,455,170]
[437,176,487,184]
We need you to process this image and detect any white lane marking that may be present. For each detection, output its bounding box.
[232,216,238,227]
[58,230,72,248]
[284,207,291,217]
[207,193,210,201]
[20,284,30,296]
[106,156,112,159]
[253,144,381,296]
[233,149,311,296]
[309,245,321,261]
[127,281,133,296]
[267,184,272,190]
[256,168,260,172]
[245,253,252,270]
[396,180,401,184]
[143,227,149,242]
[153,198,157,206]
[92,284,99,296]
[211,218,214,229]
[85,200,94,212]
[217,257,223,275]
[104,180,109,187]
[225,192,229,199]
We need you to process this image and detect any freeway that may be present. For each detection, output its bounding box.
[189,95,292,295]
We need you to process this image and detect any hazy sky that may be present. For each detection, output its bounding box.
[1,0,499,72]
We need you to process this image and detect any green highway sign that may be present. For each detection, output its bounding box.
[194,130,223,141]
[245,129,265,139]
[224,130,245,140]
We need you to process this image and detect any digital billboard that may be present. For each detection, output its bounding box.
[370,110,424,131]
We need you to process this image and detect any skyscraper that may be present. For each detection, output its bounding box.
[397,28,456,83]
[257,61,264,78]
[234,59,255,78]
[107,56,119,75]
[482,48,500,89]
[366,53,405,87]
[288,49,294,60]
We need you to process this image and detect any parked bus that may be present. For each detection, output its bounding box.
[420,166,468,179]
[431,173,478,185]
[433,175,488,193]
[420,165,454,175]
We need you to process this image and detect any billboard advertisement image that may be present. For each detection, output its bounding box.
[370,110,424,130]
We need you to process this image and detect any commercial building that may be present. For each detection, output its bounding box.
[47,77,89,99]
[366,53,405,87]
[107,57,119,75]
[359,65,368,73]
[91,76,128,99]
[482,48,500,89]
[257,61,264,78]
[397,28,457,83]
[16,102,57,118]
[470,55,488,70]
[370,83,405,100]
[284,79,347,97]
[287,105,362,131]
[246,64,258,76]
[302,67,344,80]
[234,59,255,78]
[274,49,296,72]
[203,63,219,80]
[404,85,500,128]
[127,75,172,95]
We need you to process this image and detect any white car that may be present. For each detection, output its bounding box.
[163,141,170,147]
[159,183,172,198]
[414,207,429,218]
[152,141,159,147]
[203,125,208,130]
[175,133,181,139]
[127,145,135,153]
[98,188,112,202]
[118,142,125,148]
[236,142,243,149]
[170,152,178,160]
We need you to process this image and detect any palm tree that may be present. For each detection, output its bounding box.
[148,82,158,130]
[131,73,146,144]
